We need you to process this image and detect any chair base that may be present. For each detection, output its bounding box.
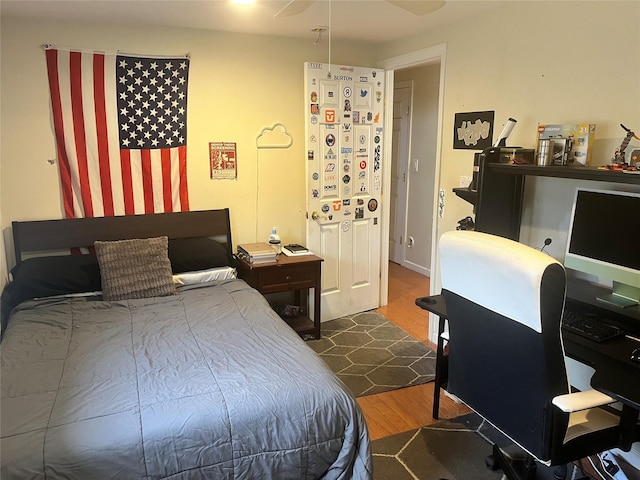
[488,443,537,480]
[488,444,586,480]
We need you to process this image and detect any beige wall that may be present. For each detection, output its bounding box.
[379,0,640,286]
[0,16,377,269]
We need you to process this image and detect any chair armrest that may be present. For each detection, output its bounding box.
[552,390,616,413]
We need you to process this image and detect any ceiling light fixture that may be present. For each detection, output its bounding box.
[311,26,328,45]
[231,0,255,5]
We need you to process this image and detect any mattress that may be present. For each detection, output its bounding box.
[0,279,371,479]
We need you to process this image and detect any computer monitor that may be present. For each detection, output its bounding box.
[564,187,640,308]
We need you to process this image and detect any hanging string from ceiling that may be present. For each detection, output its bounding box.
[310,0,332,74]
[328,0,331,74]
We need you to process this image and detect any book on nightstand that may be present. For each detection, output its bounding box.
[237,242,278,264]
[282,244,310,256]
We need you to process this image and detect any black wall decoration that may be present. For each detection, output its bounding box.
[453,111,494,150]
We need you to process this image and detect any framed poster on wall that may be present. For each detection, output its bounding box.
[210,142,237,180]
[453,111,494,150]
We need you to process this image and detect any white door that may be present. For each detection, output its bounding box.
[389,82,411,264]
[304,62,385,321]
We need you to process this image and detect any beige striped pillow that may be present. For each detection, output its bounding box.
[94,236,176,301]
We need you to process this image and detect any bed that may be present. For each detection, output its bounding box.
[0,209,371,479]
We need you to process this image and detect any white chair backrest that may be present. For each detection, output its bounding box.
[439,230,570,461]
[440,231,565,334]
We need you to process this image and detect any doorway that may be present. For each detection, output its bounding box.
[389,81,412,265]
[389,65,441,278]
[379,45,446,344]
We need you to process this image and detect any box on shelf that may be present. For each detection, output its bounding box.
[550,138,571,166]
[537,123,596,166]
[237,242,277,264]
[487,147,535,164]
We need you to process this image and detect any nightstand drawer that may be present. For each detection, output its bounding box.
[258,265,317,293]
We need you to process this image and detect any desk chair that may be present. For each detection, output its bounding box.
[438,231,638,480]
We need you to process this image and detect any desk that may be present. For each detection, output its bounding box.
[416,294,640,422]
[415,294,449,419]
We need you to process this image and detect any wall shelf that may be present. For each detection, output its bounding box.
[473,154,640,241]
[452,187,477,206]
[487,163,640,185]
[454,165,639,209]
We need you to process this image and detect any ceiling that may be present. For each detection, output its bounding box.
[1,0,502,44]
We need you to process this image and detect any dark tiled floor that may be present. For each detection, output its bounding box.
[372,413,598,480]
[306,311,436,397]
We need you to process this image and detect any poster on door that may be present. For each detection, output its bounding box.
[305,64,384,223]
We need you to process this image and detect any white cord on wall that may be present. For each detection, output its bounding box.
[328,0,331,70]
[254,123,293,241]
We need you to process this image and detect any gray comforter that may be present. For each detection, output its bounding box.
[1,279,371,479]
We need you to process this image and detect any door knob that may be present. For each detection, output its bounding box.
[311,211,327,221]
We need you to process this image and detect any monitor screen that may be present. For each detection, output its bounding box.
[564,188,640,307]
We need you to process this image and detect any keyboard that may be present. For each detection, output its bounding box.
[562,310,625,343]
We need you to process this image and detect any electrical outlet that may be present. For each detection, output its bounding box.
[460,176,472,188]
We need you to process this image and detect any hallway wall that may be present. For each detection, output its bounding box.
[394,64,440,276]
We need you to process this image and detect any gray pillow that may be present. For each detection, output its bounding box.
[94,236,176,301]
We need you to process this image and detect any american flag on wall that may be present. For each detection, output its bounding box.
[45,47,190,218]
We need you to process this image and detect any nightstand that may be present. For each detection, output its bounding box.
[236,254,323,339]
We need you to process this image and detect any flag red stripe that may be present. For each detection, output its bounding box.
[92,54,114,216]
[119,149,135,215]
[161,149,173,213]
[69,52,93,217]
[141,150,154,214]
[46,49,190,219]
[46,49,75,218]
[179,146,189,211]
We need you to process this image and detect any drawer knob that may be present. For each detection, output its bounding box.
[285,275,291,280]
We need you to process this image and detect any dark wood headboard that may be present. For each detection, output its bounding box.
[12,209,232,265]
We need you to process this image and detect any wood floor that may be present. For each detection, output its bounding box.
[356,262,470,441]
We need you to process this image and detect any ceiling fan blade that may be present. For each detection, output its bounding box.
[387,0,445,16]
[274,0,316,18]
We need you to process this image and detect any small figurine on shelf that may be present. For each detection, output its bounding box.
[611,123,639,166]
[456,216,475,231]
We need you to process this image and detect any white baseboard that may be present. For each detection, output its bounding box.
[402,260,430,277]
